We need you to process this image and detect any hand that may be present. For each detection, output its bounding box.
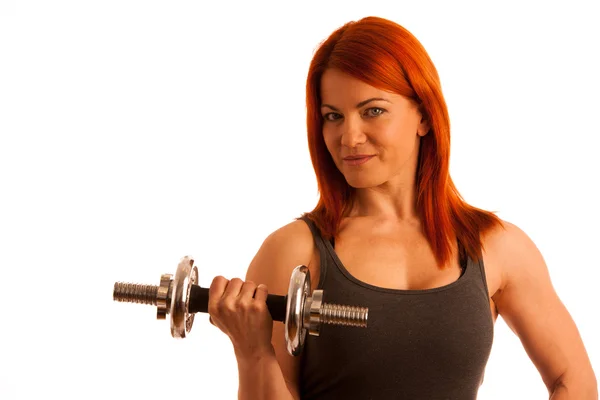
[207,276,274,361]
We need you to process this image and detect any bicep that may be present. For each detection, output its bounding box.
[244,220,314,399]
[494,222,593,391]
[271,323,302,399]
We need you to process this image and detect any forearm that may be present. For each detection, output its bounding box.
[236,350,296,400]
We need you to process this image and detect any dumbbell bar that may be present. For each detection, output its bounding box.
[113,256,368,356]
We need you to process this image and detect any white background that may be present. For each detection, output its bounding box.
[1,1,598,399]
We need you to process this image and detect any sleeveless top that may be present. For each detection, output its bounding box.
[298,216,494,400]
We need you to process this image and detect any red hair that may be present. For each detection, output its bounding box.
[298,16,506,269]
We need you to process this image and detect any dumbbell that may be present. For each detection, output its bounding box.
[113,256,368,356]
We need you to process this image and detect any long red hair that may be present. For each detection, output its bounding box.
[298,16,506,269]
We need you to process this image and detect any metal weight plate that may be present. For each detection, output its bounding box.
[285,265,311,356]
[170,256,198,338]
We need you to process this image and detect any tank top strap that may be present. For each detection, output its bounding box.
[459,239,491,301]
[297,215,329,290]
[473,252,492,300]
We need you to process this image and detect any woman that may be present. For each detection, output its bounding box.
[207,16,597,399]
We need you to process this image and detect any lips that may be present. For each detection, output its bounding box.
[343,155,374,166]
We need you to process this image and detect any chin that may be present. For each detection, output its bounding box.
[344,175,384,189]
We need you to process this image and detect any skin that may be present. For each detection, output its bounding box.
[320,68,429,222]
[208,68,597,399]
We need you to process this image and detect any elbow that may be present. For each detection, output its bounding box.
[551,370,598,399]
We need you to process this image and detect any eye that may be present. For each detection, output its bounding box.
[323,112,342,122]
[366,107,385,117]
[322,107,385,122]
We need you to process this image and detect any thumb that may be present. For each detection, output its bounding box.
[254,284,268,302]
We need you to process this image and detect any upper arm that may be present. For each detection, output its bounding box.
[244,219,315,400]
[492,221,596,393]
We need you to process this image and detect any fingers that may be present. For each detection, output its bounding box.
[254,284,269,302]
[224,278,244,298]
[208,276,228,305]
[208,276,228,324]
[208,276,267,322]
[210,276,265,302]
[238,280,257,300]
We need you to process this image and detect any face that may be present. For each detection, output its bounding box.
[320,68,429,189]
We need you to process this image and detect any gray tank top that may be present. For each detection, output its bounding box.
[298,216,494,399]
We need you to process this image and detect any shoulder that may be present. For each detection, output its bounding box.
[263,218,314,252]
[245,218,316,291]
[482,218,550,299]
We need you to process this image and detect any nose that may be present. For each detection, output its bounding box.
[340,119,367,148]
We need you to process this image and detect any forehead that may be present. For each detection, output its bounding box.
[321,68,379,96]
[320,68,403,105]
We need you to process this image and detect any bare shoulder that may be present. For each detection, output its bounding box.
[263,218,314,255]
[478,218,536,319]
[488,217,561,310]
[245,218,315,293]
[480,219,542,299]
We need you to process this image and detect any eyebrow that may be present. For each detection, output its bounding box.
[321,97,391,111]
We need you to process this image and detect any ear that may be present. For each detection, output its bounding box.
[414,102,430,137]
[418,116,431,137]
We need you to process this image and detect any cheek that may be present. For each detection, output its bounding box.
[380,120,414,144]
[322,130,338,152]
[376,128,416,162]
